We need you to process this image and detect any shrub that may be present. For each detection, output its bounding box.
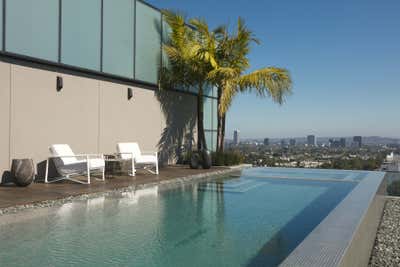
[212,151,244,166]
[177,151,192,165]
[388,180,400,196]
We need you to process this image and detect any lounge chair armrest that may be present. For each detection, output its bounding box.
[115,152,135,157]
[141,151,158,155]
[47,155,78,159]
[48,154,104,159]
[74,154,104,157]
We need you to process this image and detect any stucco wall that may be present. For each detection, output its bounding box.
[0,61,197,180]
[10,65,100,163]
[99,81,164,154]
[0,62,10,178]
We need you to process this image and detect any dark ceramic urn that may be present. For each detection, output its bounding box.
[11,159,35,187]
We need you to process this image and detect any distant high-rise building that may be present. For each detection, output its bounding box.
[330,138,346,148]
[281,139,286,147]
[264,138,270,146]
[233,130,240,145]
[289,139,296,146]
[340,138,346,148]
[307,135,317,146]
[353,136,362,148]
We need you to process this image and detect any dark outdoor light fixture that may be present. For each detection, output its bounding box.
[56,76,63,92]
[127,88,133,100]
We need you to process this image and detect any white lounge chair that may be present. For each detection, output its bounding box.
[45,144,105,184]
[116,143,159,175]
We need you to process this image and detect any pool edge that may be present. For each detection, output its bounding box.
[279,171,386,267]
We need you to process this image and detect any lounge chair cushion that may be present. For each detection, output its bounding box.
[136,155,157,164]
[49,144,78,165]
[49,144,105,175]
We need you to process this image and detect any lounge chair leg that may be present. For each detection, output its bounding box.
[87,155,91,184]
[155,152,159,175]
[131,157,136,177]
[102,155,105,181]
[45,159,49,183]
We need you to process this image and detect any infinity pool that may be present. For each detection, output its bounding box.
[0,168,360,267]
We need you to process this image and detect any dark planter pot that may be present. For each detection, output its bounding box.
[190,153,200,169]
[190,150,212,169]
[202,150,212,169]
[11,159,35,187]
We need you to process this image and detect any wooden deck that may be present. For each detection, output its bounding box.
[0,166,228,209]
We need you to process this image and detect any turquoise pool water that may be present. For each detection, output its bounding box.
[247,167,368,181]
[0,168,358,267]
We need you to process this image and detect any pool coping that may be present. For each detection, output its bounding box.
[279,170,386,267]
[0,164,251,216]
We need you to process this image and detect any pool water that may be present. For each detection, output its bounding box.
[247,167,368,181]
[0,169,358,267]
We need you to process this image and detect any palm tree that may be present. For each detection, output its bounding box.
[160,11,218,153]
[161,12,292,156]
[209,18,292,152]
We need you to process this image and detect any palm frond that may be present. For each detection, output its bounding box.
[238,67,292,105]
[219,81,237,115]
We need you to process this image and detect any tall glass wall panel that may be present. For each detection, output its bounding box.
[203,96,213,130]
[161,17,171,70]
[61,0,101,70]
[0,0,3,50]
[212,131,217,151]
[212,98,218,131]
[6,0,58,61]
[203,95,218,151]
[188,86,199,94]
[205,131,213,152]
[135,1,161,84]
[102,0,134,78]
[203,85,214,97]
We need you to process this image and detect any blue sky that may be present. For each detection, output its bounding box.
[148,0,400,139]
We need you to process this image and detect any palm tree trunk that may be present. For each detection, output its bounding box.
[197,85,207,151]
[216,86,225,153]
[220,114,226,151]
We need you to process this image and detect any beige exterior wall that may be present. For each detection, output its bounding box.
[0,62,10,175]
[0,61,197,178]
[10,65,100,163]
[99,81,163,154]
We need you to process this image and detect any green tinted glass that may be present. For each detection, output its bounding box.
[135,1,161,84]
[6,0,58,61]
[0,0,3,50]
[61,0,101,70]
[102,0,134,78]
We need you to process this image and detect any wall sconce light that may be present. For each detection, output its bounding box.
[127,88,133,100]
[56,76,63,92]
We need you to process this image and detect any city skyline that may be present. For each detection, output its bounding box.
[227,134,400,146]
[148,0,400,139]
